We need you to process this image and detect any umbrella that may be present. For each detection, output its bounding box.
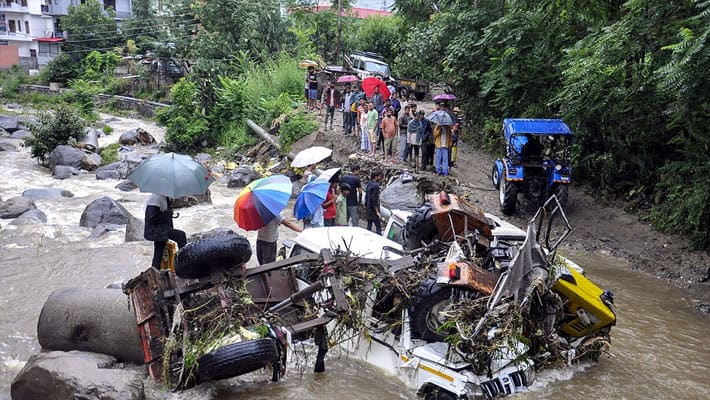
[292,146,333,168]
[426,110,455,126]
[294,178,330,220]
[362,77,391,99]
[127,152,215,198]
[233,175,293,231]
[433,93,457,101]
[298,59,319,68]
[318,167,341,183]
[337,75,359,83]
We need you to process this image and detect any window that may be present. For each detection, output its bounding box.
[29,49,36,57]
[8,20,15,33]
[21,0,27,6]
[24,20,28,34]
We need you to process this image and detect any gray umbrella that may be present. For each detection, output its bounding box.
[425,110,455,126]
[127,153,215,198]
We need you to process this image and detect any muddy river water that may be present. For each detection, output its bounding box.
[0,116,708,400]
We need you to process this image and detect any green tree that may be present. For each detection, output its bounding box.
[62,0,121,56]
[352,16,404,65]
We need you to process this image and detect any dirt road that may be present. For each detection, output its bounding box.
[307,103,710,313]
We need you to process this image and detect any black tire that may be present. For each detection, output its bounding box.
[196,338,279,383]
[554,184,569,209]
[491,164,500,189]
[423,386,458,400]
[399,87,410,99]
[415,92,426,101]
[499,178,518,215]
[404,204,438,250]
[410,278,479,342]
[175,231,251,279]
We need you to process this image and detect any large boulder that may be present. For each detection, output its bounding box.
[47,145,85,171]
[115,179,138,192]
[227,166,261,188]
[79,197,133,229]
[11,209,48,225]
[10,129,32,140]
[0,196,36,219]
[124,215,145,242]
[119,127,155,145]
[96,161,128,180]
[22,188,74,200]
[81,152,103,171]
[381,176,421,211]
[53,165,80,180]
[11,351,145,400]
[0,115,20,132]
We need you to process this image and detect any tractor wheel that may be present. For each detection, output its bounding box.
[196,338,279,383]
[399,87,410,99]
[404,204,438,250]
[174,231,251,279]
[499,178,518,215]
[554,184,569,209]
[491,164,500,189]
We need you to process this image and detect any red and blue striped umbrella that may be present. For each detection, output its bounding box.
[233,175,292,231]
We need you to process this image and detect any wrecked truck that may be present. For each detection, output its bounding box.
[281,196,617,399]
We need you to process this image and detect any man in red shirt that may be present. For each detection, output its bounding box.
[380,108,397,163]
[322,182,337,226]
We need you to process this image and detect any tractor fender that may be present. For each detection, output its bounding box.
[502,158,524,181]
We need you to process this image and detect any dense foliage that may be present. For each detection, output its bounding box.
[26,105,87,161]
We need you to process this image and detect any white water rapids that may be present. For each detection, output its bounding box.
[0,113,708,400]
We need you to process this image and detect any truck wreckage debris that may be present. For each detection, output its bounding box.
[117,195,616,398]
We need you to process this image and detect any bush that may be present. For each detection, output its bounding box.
[279,111,317,151]
[0,67,23,98]
[99,142,120,164]
[26,105,87,161]
[38,53,80,85]
[62,79,99,120]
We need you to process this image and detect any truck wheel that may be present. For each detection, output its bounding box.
[404,204,438,250]
[410,278,479,342]
[491,164,500,189]
[175,231,251,279]
[196,338,279,383]
[554,184,569,209]
[499,178,517,215]
[399,87,410,99]
[415,92,426,101]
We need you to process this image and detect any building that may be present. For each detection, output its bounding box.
[300,0,394,18]
[0,0,132,70]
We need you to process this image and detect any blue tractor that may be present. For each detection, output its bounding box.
[491,119,573,215]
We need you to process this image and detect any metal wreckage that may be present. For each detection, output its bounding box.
[122,194,616,399]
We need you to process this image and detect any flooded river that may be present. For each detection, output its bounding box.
[1,116,708,400]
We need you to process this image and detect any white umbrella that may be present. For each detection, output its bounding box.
[317,167,342,183]
[291,146,333,168]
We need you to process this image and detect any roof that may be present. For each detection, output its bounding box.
[34,37,64,43]
[503,119,573,139]
[290,226,403,260]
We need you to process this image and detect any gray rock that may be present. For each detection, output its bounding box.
[125,215,145,242]
[0,196,36,219]
[171,190,212,208]
[88,223,125,239]
[227,166,261,188]
[0,115,19,132]
[12,209,48,225]
[22,188,74,200]
[79,197,133,229]
[0,140,19,152]
[81,152,103,171]
[96,161,128,180]
[47,145,86,170]
[53,165,79,180]
[116,180,138,192]
[11,351,145,400]
[195,152,212,165]
[10,129,32,139]
[119,127,155,145]
[381,176,422,211]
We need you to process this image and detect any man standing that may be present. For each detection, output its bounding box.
[407,111,424,171]
[370,85,384,113]
[433,121,452,176]
[144,194,187,269]
[343,86,352,134]
[335,183,351,226]
[321,82,340,130]
[398,105,412,163]
[340,165,363,227]
[365,170,383,235]
[256,213,302,265]
[366,102,379,158]
[381,108,398,163]
[307,66,318,112]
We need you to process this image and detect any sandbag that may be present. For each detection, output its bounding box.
[37,288,144,364]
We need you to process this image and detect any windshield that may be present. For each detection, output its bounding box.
[364,60,389,76]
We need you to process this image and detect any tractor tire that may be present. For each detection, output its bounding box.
[554,184,569,209]
[415,92,426,101]
[410,278,482,342]
[404,204,438,250]
[491,164,501,189]
[196,338,279,383]
[175,231,251,279]
[499,178,518,216]
[37,288,144,364]
[399,87,410,99]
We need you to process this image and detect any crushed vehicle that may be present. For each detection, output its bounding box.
[491,119,574,215]
[337,51,429,100]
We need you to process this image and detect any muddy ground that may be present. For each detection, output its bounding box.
[302,102,709,313]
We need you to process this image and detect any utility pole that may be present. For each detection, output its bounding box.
[336,0,342,64]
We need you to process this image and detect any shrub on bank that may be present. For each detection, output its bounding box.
[26,105,87,161]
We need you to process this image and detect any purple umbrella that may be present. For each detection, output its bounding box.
[337,75,359,83]
[433,93,457,101]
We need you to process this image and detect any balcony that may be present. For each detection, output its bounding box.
[0,1,28,13]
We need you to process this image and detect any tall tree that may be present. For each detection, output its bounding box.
[62,0,120,57]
